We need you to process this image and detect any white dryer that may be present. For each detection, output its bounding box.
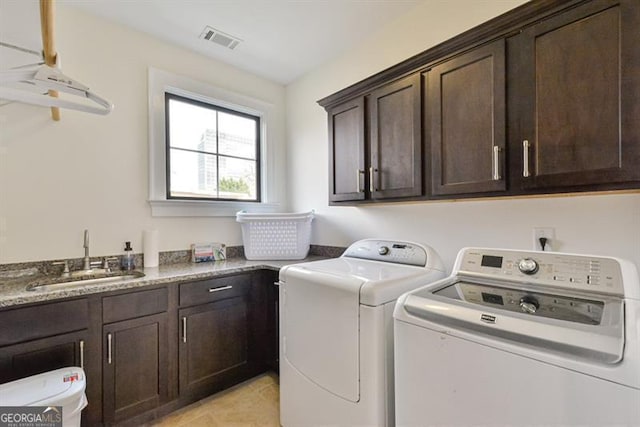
[394,248,640,426]
[279,239,445,427]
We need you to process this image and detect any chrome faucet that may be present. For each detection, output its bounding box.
[83,229,91,271]
[71,230,115,276]
[53,230,116,278]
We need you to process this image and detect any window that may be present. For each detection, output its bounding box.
[148,68,282,217]
[165,93,260,202]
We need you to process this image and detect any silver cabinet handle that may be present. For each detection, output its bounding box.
[208,285,232,293]
[523,140,531,177]
[182,317,187,343]
[274,281,281,287]
[492,146,501,181]
[107,333,112,364]
[369,167,378,192]
[79,340,85,369]
[356,169,364,193]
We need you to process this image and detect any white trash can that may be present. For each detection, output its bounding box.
[0,367,87,427]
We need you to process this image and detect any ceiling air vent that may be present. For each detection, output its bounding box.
[199,26,242,50]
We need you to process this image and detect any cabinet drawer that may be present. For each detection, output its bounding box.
[180,275,250,307]
[103,287,168,323]
[0,299,88,346]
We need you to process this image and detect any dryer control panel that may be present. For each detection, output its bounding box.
[343,239,428,267]
[458,249,624,296]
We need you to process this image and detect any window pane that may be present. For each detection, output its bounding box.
[218,156,257,200]
[165,93,260,202]
[218,111,257,159]
[169,148,217,198]
[168,98,217,153]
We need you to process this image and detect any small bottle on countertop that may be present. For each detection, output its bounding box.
[121,241,135,271]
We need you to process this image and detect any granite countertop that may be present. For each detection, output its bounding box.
[0,256,328,308]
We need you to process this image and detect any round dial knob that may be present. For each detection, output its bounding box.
[519,296,540,314]
[518,258,539,275]
[378,246,390,255]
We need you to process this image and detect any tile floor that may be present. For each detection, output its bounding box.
[149,372,280,427]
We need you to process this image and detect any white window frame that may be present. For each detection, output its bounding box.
[148,67,281,217]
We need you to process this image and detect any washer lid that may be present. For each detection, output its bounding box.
[0,367,86,407]
[398,278,625,364]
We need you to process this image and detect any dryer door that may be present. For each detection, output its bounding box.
[281,267,363,402]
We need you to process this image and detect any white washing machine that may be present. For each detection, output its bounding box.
[279,239,445,427]
[394,248,640,426]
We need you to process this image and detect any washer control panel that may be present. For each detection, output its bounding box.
[458,249,624,296]
[343,240,427,267]
[433,281,605,324]
[518,258,539,275]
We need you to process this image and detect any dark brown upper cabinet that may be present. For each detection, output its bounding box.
[510,0,640,191]
[368,74,422,199]
[428,39,506,196]
[328,98,366,202]
[319,0,639,204]
[326,74,422,204]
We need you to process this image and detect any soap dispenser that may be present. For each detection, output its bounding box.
[121,241,135,271]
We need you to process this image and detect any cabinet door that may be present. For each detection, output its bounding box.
[429,39,506,195]
[370,74,422,199]
[0,330,88,384]
[103,313,168,423]
[328,98,366,202]
[512,0,640,190]
[264,270,280,372]
[179,296,251,399]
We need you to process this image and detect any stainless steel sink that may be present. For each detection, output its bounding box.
[26,271,145,292]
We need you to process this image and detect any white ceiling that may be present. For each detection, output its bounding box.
[60,0,426,85]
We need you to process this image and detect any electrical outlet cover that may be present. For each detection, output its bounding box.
[533,227,555,251]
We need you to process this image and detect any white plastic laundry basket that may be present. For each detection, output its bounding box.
[236,211,314,260]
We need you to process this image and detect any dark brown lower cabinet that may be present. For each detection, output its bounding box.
[0,298,101,425]
[0,270,280,426]
[178,296,252,400]
[264,270,280,372]
[102,313,169,424]
[0,330,88,384]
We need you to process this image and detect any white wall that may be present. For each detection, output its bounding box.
[0,5,287,263]
[1,1,638,270]
[285,0,640,272]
